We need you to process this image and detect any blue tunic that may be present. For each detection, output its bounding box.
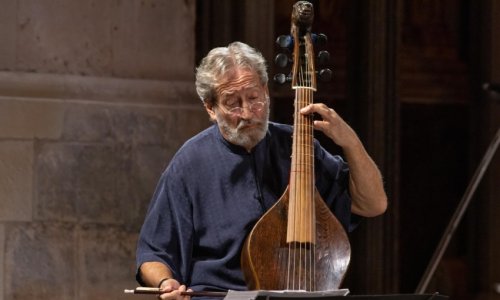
[136,122,354,292]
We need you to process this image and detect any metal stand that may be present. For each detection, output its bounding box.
[416,128,500,293]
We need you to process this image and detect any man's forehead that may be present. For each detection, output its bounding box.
[219,83,260,95]
[216,69,262,96]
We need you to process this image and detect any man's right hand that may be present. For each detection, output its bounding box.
[158,278,192,300]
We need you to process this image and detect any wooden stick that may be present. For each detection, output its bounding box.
[124,287,227,297]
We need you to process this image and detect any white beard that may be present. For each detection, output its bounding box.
[215,108,269,151]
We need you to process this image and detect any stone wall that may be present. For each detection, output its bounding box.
[0,1,209,299]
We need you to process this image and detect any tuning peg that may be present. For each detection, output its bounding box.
[273,73,292,85]
[275,53,290,68]
[312,33,327,47]
[276,35,294,50]
[317,50,330,65]
[317,69,333,82]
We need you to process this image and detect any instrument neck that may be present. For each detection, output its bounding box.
[287,87,315,243]
[291,87,315,181]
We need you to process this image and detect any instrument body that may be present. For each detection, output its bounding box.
[241,1,351,291]
[241,188,351,291]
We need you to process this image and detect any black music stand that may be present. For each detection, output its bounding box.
[336,295,448,300]
[223,291,448,300]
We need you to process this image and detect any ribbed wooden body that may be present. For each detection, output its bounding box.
[241,187,351,291]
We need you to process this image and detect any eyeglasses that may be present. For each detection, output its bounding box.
[216,99,267,117]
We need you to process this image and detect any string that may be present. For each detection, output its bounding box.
[298,65,304,291]
[305,49,315,291]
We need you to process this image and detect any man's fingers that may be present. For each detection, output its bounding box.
[300,103,336,120]
[313,120,328,131]
[300,104,313,114]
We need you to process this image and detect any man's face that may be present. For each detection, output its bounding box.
[206,67,270,151]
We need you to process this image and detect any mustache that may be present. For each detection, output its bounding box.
[236,119,263,130]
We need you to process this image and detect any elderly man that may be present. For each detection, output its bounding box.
[136,42,387,299]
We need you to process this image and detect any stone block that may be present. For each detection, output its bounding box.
[16,0,115,75]
[15,0,195,79]
[34,141,172,229]
[111,0,196,80]
[35,142,131,224]
[35,105,209,226]
[61,103,171,145]
[60,103,209,145]
[78,224,150,300]
[0,98,64,139]
[4,222,75,300]
[61,104,116,143]
[0,141,33,222]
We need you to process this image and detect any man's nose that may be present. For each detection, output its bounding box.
[239,105,254,119]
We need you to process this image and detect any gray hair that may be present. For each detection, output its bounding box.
[195,42,268,106]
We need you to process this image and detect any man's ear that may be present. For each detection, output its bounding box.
[204,102,217,122]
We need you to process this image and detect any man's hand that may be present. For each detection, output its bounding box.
[158,278,192,300]
[300,103,359,149]
[139,262,193,300]
[300,102,388,217]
